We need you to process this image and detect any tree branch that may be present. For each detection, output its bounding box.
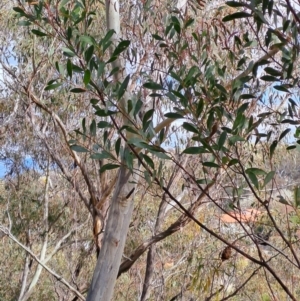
[0,226,85,301]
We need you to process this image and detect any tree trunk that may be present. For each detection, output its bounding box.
[86,165,136,301]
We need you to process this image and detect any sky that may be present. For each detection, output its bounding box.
[0,162,6,178]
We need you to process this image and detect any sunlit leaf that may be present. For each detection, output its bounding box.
[247,172,259,189]
[45,83,62,90]
[83,70,91,85]
[263,171,275,187]
[246,168,266,176]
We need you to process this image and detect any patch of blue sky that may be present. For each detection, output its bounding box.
[0,161,6,178]
[0,156,40,179]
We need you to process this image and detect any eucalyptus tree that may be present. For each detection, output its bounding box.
[3,0,300,300]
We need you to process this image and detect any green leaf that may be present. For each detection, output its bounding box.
[67,59,72,78]
[133,99,143,118]
[55,62,65,74]
[115,138,121,157]
[218,131,227,150]
[254,10,269,25]
[159,128,165,144]
[18,20,31,26]
[294,186,300,207]
[222,12,252,22]
[260,75,278,81]
[45,83,62,91]
[97,61,105,76]
[70,88,86,93]
[270,140,277,158]
[143,109,154,122]
[229,135,245,144]
[109,67,119,77]
[62,47,76,57]
[182,122,199,134]
[239,94,256,99]
[100,164,120,173]
[91,151,114,160]
[183,147,209,154]
[82,118,86,134]
[283,19,291,32]
[143,82,164,90]
[278,195,290,205]
[141,154,155,169]
[228,159,239,167]
[236,102,249,115]
[70,145,89,153]
[112,40,130,56]
[83,70,91,85]
[281,119,299,125]
[196,99,204,117]
[184,18,194,28]
[32,30,47,37]
[118,75,130,100]
[90,120,96,136]
[119,125,139,135]
[124,149,133,172]
[80,35,96,46]
[101,29,115,45]
[97,121,112,128]
[232,113,246,130]
[226,1,246,7]
[152,34,164,41]
[247,172,259,189]
[85,45,94,62]
[72,64,84,73]
[263,171,275,187]
[144,170,152,186]
[164,112,184,119]
[245,168,266,176]
[171,16,181,35]
[196,178,215,185]
[215,83,228,95]
[279,128,291,141]
[264,67,282,76]
[151,151,170,160]
[203,162,220,168]
[95,109,117,117]
[274,85,290,93]
[262,0,269,14]
[13,7,25,14]
[289,98,297,107]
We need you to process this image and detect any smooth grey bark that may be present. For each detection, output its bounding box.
[86,165,136,301]
[85,3,138,298]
